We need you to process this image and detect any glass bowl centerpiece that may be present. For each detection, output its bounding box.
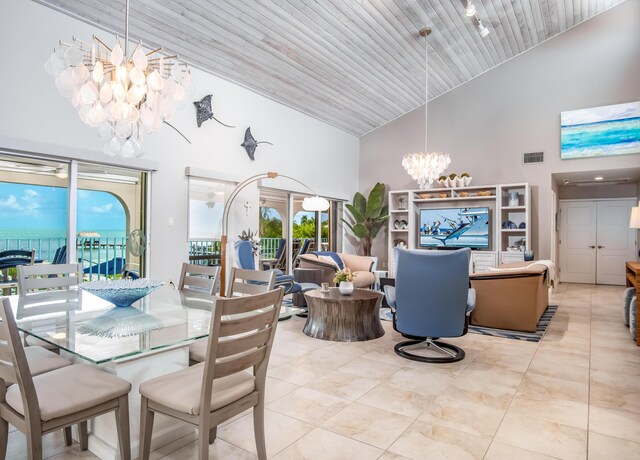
[80,278,165,308]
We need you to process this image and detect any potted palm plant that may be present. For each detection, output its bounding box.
[342,182,389,257]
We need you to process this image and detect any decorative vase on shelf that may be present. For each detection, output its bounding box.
[339,281,354,295]
[508,192,520,207]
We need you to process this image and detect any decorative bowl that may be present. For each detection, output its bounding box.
[77,307,164,338]
[80,279,165,307]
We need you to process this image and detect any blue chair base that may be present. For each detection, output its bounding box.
[394,338,465,363]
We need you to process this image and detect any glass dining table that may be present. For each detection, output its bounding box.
[9,286,216,364]
[7,286,301,459]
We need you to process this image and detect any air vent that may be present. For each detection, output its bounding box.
[523,152,544,164]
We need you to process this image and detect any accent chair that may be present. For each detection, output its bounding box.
[384,247,475,363]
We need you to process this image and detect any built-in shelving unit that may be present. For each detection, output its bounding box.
[387,183,531,276]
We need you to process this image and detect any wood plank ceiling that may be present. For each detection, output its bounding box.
[35,0,625,136]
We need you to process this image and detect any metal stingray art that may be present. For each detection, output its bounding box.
[241,127,273,161]
[194,95,235,128]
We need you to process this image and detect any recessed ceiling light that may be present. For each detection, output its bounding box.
[594,176,604,181]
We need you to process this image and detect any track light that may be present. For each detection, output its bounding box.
[460,0,490,37]
[478,21,490,37]
[465,1,476,17]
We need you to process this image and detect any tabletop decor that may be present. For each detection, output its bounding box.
[44,0,192,158]
[80,278,165,308]
[333,268,356,295]
[77,306,163,338]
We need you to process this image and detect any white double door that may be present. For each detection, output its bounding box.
[559,199,637,285]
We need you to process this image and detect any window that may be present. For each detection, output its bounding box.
[0,154,149,284]
[188,177,235,266]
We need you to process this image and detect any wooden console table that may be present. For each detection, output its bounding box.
[626,262,640,346]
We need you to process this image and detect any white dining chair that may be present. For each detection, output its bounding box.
[0,298,132,460]
[188,267,276,365]
[178,263,220,295]
[17,263,82,352]
[139,288,284,460]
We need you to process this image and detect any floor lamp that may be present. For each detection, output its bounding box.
[219,172,330,296]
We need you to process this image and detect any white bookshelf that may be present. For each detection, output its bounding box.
[386,183,531,275]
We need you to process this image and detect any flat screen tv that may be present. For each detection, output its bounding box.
[419,207,490,249]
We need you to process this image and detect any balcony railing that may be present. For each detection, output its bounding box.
[260,237,329,259]
[0,237,127,281]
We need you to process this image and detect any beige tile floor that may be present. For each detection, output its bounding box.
[5,283,640,459]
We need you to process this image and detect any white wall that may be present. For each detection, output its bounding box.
[360,0,640,264]
[0,0,359,281]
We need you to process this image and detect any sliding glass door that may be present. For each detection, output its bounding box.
[0,153,150,285]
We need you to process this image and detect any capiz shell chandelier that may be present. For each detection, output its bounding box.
[402,27,450,190]
[44,0,190,158]
[402,152,451,190]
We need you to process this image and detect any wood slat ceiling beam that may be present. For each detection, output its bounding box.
[34,0,627,136]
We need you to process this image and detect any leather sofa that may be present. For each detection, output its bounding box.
[298,252,376,288]
[469,261,548,332]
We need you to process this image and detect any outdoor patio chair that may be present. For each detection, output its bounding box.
[139,288,284,460]
[262,238,285,271]
[0,298,132,460]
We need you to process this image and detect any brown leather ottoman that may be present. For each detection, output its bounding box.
[470,262,548,332]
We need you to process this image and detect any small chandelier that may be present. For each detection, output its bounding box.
[44,0,190,158]
[402,27,450,190]
[402,152,451,190]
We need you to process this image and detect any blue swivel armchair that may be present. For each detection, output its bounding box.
[234,240,318,298]
[384,247,476,363]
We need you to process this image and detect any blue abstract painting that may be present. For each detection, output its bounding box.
[560,101,640,159]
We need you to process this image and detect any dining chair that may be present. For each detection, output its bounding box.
[0,298,132,460]
[188,267,275,365]
[139,288,285,460]
[178,263,220,295]
[17,263,82,351]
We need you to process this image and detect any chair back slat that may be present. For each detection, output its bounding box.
[227,268,275,297]
[18,263,81,295]
[0,345,14,364]
[219,309,276,337]
[179,263,219,295]
[0,299,39,403]
[213,347,268,379]
[216,328,271,359]
[199,288,283,414]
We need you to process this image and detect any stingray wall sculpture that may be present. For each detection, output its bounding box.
[241,127,273,161]
[194,94,235,128]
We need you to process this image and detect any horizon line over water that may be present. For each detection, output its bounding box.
[560,116,640,128]
[0,229,127,239]
[561,116,640,159]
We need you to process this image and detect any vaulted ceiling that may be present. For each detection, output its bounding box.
[35,0,625,136]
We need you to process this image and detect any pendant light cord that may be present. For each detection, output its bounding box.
[419,27,431,153]
[124,0,130,57]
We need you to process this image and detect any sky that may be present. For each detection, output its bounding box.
[0,183,125,232]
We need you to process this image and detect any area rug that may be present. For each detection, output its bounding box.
[378,305,558,343]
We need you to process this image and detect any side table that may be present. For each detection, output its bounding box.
[303,288,384,341]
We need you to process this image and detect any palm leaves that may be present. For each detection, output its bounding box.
[341,182,389,256]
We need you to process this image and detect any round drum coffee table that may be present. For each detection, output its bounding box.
[303,288,384,342]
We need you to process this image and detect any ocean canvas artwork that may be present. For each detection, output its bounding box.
[561,101,640,159]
